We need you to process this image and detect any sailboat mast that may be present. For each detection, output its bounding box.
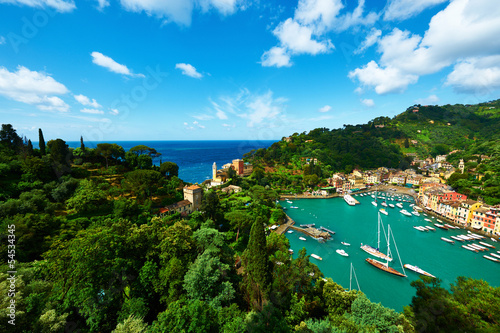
[349,263,352,291]
[377,212,380,249]
[386,225,392,265]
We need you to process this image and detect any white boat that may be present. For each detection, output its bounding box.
[441,237,454,244]
[381,201,388,207]
[344,194,356,206]
[491,253,500,259]
[484,255,499,262]
[404,264,436,278]
[336,249,349,257]
[299,237,307,241]
[365,223,406,277]
[311,254,322,260]
[379,208,388,216]
[388,204,395,208]
[445,224,458,229]
[425,226,436,231]
[371,201,378,207]
[341,241,351,246]
[400,209,412,217]
[287,230,294,234]
[290,206,298,209]
[360,212,393,262]
[413,226,426,232]
[450,236,464,242]
[425,218,432,222]
[396,203,403,209]
[411,211,420,216]
[286,200,292,204]
[479,242,495,249]
[462,245,477,252]
[491,238,498,242]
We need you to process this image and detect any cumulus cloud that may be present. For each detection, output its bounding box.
[0,66,69,112]
[361,98,375,107]
[109,108,119,115]
[262,0,377,67]
[175,63,203,79]
[0,0,76,12]
[350,0,500,94]
[96,0,109,10]
[74,94,101,108]
[119,0,240,26]
[384,0,447,21]
[80,108,104,114]
[261,46,292,68]
[319,105,331,112]
[415,94,440,105]
[91,51,144,78]
[445,56,500,94]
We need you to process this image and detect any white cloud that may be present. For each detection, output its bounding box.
[354,28,381,54]
[384,0,447,21]
[96,0,109,10]
[361,98,375,107]
[415,94,440,105]
[319,105,331,112]
[335,0,378,32]
[445,56,500,94]
[74,94,101,108]
[81,108,104,114]
[109,108,119,115]
[0,36,5,45]
[351,0,500,95]
[192,120,205,129]
[175,63,203,79]
[193,114,214,121]
[0,66,69,112]
[348,61,418,94]
[243,91,287,128]
[119,0,240,26]
[294,0,344,33]
[0,0,76,12]
[273,18,333,55]
[91,51,144,78]
[261,47,291,68]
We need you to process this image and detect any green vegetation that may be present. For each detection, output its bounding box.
[1,119,500,332]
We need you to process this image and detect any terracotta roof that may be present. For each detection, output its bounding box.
[185,185,202,190]
[165,200,192,211]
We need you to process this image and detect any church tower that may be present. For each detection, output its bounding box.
[458,159,465,174]
[183,185,203,211]
[212,162,217,181]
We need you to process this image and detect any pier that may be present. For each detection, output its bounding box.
[289,226,331,240]
[300,223,316,228]
[319,226,336,235]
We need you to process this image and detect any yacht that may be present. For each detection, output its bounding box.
[400,209,412,217]
[311,254,322,260]
[404,264,436,278]
[344,194,356,206]
[336,249,349,257]
[379,208,388,216]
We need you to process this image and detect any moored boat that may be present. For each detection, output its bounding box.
[484,255,499,262]
[366,258,406,277]
[479,242,495,249]
[441,237,454,244]
[379,208,388,215]
[311,254,322,260]
[344,194,356,206]
[341,241,351,246]
[434,223,449,230]
[450,236,464,242]
[491,238,498,242]
[413,226,426,232]
[371,201,378,207]
[490,253,500,259]
[388,203,395,208]
[404,264,436,278]
[462,245,478,252]
[336,249,349,257]
[400,209,412,217]
[411,211,420,216]
[299,237,307,241]
[396,203,403,209]
[381,201,388,207]
[425,226,436,231]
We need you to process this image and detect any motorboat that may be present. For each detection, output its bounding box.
[336,249,349,257]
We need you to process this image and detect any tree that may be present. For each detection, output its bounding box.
[27,139,33,156]
[65,179,110,214]
[404,138,410,148]
[225,210,253,242]
[160,162,179,179]
[123,170,164,200]
[80,136,85,150]
[244,217,270,311]
[47,139,70,165]
[0,124,22,150]
[96,143,125,168]
[38,128,46,155]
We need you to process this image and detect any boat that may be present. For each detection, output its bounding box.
[479,242,495,249]
[371,190,378,206]
[441,237,455,244]
[365,222,406,277]
[388,204,395,208]
[484,255,499,262]
[311,254,322,260]
[396,203,403,209]
[371,201,378,207]
[381,201,388,207]
[286,200,292,204]
[400,209,412,217]
[491,253,500,259]
[411,211,420,216]
[425,218,432,222]
[344,194,356,206]
[445,224,458,229]
[287,230,294,234]
[341,241,351,246]
[425,226,436,231]
[404,264,436,278]
[434,223,449,230]
[288,249,294,254]
[336,249,349,257]
[462,245,477,252]
[361,213,393,262]
[491,238,498,242]
[413,226,427,232]
[379,208,388,216]
[290,206,298,209]
[299,237,307,241]
[450,236,465,242]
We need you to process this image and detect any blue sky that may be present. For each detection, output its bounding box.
[1,0,499,142]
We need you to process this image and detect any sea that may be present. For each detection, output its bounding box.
[59,140,276,183]
[284,193,500,311]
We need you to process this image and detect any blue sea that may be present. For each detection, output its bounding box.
[58,140,276,183]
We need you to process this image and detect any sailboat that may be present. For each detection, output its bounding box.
[365,218,406,277]
[371,190,378,207]
[361,212,393,262]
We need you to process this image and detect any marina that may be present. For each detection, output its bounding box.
[283,193,500,311]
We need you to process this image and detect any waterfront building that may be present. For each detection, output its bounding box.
[456,199,483,226]
[389,172,407,185]
[471,205,499,233]
[406,174,423,187]
[421,187,467,213]
[363,172,381,184]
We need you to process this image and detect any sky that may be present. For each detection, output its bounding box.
[1,0,500,142]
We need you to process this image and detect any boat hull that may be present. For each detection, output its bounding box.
[366,258,406,277]
[361,244,393,262]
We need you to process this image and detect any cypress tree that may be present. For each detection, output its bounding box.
[27,139,33,155]
[246,217,270,310]
[39,128,46,155]
[80,136,85,150]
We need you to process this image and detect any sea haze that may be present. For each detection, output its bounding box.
[59,140,276,183]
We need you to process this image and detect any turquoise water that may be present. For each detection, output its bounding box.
[284,192,500,311]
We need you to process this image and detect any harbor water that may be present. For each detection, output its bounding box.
[284,192,500,311]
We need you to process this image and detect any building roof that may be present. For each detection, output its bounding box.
[185,185,202,190]
[165,200,192,211]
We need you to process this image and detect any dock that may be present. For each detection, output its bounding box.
[300,223,316,228]
[319,226,336,235]
[274,214,296,235]
[289,226,331,240]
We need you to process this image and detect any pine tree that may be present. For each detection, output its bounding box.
[245,217,270,310]
[27,139,33,155]
[39,128,46,155]
[404,138,410,149]
[80,136,85,150]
